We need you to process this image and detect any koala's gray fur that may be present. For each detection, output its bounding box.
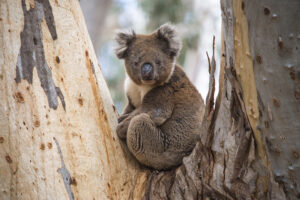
[115,23,204,170]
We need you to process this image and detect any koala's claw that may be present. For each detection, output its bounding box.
[118,114,130,123]
[116,123,127,139]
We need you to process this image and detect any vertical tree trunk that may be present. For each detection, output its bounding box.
[243,1,300,198]
[0,1,143,199]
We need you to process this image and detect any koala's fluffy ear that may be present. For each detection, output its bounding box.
[156,23,182,57]
[115,29,136,59]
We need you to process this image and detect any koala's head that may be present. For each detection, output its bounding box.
[115,23,181,86]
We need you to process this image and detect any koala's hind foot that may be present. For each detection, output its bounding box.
[127,113,176,169]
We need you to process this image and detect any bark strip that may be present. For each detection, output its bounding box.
[54,137,74,200]
[16,0,64,110]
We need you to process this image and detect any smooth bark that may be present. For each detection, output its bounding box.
[0,1,141,199]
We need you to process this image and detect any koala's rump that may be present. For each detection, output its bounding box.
[161,101,203,149]
[158,68,204,153]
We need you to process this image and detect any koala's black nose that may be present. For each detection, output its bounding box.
[141,63,154,81]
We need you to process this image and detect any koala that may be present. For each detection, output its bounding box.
[115,23,204,170]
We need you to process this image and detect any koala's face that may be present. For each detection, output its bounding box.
[115,24,181,86]
[124,36,176,85]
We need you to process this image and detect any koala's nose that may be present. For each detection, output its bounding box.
[141,63,154,81]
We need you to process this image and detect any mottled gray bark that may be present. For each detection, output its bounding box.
[244,0,300,199]
[16,0,65,110]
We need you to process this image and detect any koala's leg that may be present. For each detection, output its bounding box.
[127,113,167,169]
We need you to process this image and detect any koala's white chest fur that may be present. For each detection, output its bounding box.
[124,75,153,108]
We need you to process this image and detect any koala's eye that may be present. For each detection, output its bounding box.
[155,60,161,65]
[134,61,139,66]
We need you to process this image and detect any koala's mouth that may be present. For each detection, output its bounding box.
[141,79,156,85]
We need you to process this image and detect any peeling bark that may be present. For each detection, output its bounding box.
[16,0,64,110]
[54,137,74,200]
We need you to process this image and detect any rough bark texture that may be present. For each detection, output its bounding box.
[137,0,299,199]
[0,0,142,199]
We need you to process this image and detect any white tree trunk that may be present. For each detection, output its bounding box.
[0,1,144,199]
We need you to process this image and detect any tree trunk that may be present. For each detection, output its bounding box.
[0,1,143,199]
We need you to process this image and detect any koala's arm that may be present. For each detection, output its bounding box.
[118,97,136,123]
[117,89,174,138]
[123,97,136,114]
[142,91,174,126]
[117,108,141,139]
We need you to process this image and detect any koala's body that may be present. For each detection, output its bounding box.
[115,24,204,170]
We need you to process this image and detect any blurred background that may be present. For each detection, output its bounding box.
[80,0,221,113]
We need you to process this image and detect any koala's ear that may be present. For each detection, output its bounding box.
[156,23,181,57]
[115,29,136,59]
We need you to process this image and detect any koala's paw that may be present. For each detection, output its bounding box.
[118,113,130,123]
[116,122,128,139]
[151,116,166,126]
